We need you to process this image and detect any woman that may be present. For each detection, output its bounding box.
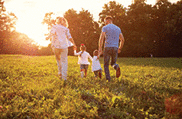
[47,17,76,80]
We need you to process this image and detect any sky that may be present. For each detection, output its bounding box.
[4,0,180,46]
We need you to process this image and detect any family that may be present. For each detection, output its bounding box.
[46,16,125,81]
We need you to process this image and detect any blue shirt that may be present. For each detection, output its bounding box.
[102,24,121,48]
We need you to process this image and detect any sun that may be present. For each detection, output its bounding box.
[15,15,50,46]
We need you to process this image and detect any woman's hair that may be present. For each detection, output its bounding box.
[80,44,86,57]
[93,50,99,56]
[56,17,68,27]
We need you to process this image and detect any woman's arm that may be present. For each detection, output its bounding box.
[66,28,77,48]
[68,38,77,48]
[46,33,56,40]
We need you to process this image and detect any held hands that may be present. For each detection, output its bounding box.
[118,48,122,53]
[73,46,77,50]
[98,49,103,55]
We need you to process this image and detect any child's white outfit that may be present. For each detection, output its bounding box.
[74,50,93,78]
[92,56,102,71]
[74,50,93,65]
[92,56,102,78]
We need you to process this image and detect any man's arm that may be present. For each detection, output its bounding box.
[118,33,125,53]
[98,32,105,54]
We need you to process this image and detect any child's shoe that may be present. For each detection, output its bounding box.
[116,66,120,78]
[81,71,84,78]
[58,72,62,78]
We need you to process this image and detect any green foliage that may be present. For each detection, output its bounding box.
[0,1,40,55]
[64,8,100,55]
[0,55,181,118]
[1,0,182,56]
[42,12,55,30]
[0,0,17,32]
[99,1,126,27]
[98,0,182,57]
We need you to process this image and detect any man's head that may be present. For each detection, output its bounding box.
[104,16,113,25]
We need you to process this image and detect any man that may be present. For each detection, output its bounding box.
[99,16,124,81]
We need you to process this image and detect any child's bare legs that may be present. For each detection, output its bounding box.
[80,69,84,78]
[98,70,102,79]
[84,69,87,77]
[80,64,88,78]
[94,69,102,79]
[80,69,87,78]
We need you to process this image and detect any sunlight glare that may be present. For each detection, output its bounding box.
[6,0,180,47]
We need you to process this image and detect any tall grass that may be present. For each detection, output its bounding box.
[0,55,181,118]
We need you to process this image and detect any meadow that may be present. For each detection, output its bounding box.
[0,55,181,119]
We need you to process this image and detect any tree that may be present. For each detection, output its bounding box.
[0,0,17,54]
[125,1,155,57]
[150,0,176,57]
[152,0,182,57]
[64,8,100,55]
[99,1,127,28]
[37,44,53,56]
[0,1,17,32]
[1,31,39,55]
[0,1,40,55]
[42,12,55,31]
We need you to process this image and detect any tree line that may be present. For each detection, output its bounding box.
[1,0,182,57]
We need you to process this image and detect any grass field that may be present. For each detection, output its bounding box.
[0,55,181,119]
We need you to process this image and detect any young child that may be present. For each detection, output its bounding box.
[92,50,102,79]
[74,44,93,78]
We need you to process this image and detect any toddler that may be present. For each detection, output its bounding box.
[92,50,102,79]
[74,44,92,78]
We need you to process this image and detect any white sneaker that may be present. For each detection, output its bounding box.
[58,72,62,77]
[80,71,84,78]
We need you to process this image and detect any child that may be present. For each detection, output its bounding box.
[74,44,93,78]
[92,50,102,79]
